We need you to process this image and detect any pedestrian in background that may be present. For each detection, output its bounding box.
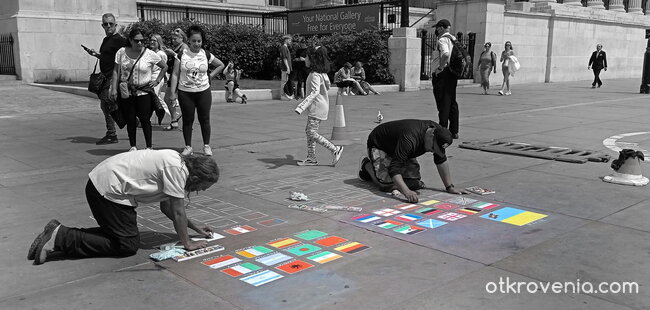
[162,28,188,131]
[110,28,167,152]
[334,62,367,96]
[149,34,168,114]
[477,42,497,95]
[352,61,381,95]
[169,25,225,156]
[224,61,247,104]
[292,46,308,100]
[84,13,127,145]
[279,35,294,100]
[498,41,514,96]
[431,19,460,139]
[588,44,607,88]
[294,46,344,167]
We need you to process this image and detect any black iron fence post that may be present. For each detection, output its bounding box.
[0,33,16,75]
[401,0,409,27]
[420,30,428,79]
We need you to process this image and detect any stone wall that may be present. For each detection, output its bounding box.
[0,0,137,82]
[435,0,650,85]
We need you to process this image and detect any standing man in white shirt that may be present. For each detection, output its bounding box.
[28,150,219,265]
[430,19,460,140]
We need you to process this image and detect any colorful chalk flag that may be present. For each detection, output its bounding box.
[435,203,460,210]
[286,244,322,256]
[307,251,343,264]
[236,246,273,258]
[201,255,242,269]
[315,236,348,247]
[457,207,482,215]
[373,219,403,229]
[255,252,293,266]
[335,242,370,254]
[415,207,442,215]
[373,208,402,217]
[352,214,382,223]
[472,202,500,210]
[420,200,440,206]
[416,218,448,229]
[480,207,547,226]
[240,270,284,286]
[295,230,328,240]
[437,212,467,221]
[224,225,257,235]
[394,203,420,211]
[394,225,425,235]
[394,214,422,222]
[221,262,262,277]
[257,218,286,227]
[267,238,300,249]
[276,260,314,274]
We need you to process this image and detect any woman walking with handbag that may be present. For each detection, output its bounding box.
[168,25,225,156]
[477,42,497,95]
[109,28,167,151]
[498,41,515,96]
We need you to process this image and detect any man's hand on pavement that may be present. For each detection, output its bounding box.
[403,189,419,203]
[192,223,213,238]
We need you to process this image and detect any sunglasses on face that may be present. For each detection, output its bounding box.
[102,22,115,27]
[132,39,145,44]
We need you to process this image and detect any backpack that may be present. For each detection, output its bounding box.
[442,34,471,79]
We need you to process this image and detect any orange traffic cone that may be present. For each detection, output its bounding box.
[603,149,648,186]
[330,93,351,143]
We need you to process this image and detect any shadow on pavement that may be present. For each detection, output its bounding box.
[86,149,123,156]
[59,136,100,144]
[139,231,178,250]
[257,154,297,169]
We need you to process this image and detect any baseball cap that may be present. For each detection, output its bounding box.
[432,127,453,158]
[435,19,451,29]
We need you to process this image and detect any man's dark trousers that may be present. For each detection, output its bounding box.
[592,68,602,87]
[432,69,459,135]
[54,180,140,258]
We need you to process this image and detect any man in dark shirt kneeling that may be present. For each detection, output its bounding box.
[360,119,466,202]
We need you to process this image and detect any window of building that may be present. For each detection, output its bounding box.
[269,0,286,6]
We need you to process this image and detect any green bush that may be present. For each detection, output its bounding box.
[123,20,393,84]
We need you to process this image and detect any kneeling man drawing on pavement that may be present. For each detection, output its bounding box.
[359,119,467,202]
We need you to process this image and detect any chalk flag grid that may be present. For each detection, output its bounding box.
[351,192,548,234]
[197,230,369,287]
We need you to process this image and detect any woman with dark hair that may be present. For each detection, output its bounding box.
[498,41,514,96]
[294,46,344,167]
[477,42,497,95]
[110,27,167,151]
[334,62,367,96]
[28,149,220,265]
[162,28,189,131]
[169,25,225,156]
[223,61,247,104]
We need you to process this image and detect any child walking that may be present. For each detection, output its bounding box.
[294,46,344,166]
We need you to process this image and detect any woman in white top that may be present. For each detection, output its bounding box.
[169,25,225,156]
[162,29,189,131]
[499,41,514,96]
[109,28,167,151]
[294,46,344,167]
[28,150,219,265]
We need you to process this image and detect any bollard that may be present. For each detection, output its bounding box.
[330,93,351,143]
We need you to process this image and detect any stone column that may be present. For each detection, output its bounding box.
[561,0,583,6]
[646,0,650,14]
[608,0,626,11]
[586,0,605,9]
[388,27,421,92]
[628,0,644,14]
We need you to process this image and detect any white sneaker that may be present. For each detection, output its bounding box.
[203,145,213,156]
[505,91,512,96]
[332,146,344,166]
[128,146,137,152]
[297,158,318,166]
[181,146,193,156]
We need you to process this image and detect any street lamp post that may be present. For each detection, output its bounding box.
[401,0,409,28]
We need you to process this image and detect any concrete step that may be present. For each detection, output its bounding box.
[0,75,23,86]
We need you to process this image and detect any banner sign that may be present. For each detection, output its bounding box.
[287,4,380,35]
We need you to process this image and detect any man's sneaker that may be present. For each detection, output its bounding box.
[297,158,318,166]
[181,146,193,156]
[358,157,371,181]
[28,219,60,260]
[241,95,247,104]
[32,222,61,265]
[96,135,118,145]
[203,145,213,156]
[332,146,344,166]
[128,146,137,152]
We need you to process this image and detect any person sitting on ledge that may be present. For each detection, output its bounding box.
[359,119,467,202]
[28,149,219,265]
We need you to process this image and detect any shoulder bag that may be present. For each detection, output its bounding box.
[119,48,145,99]
[87,60,104,95]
